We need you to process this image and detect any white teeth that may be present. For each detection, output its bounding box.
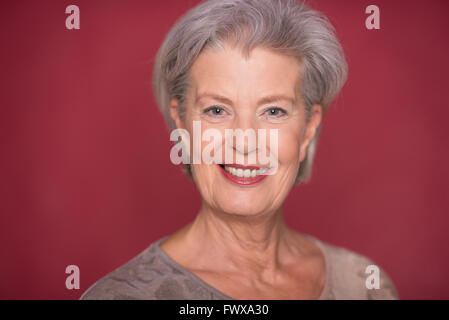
[236,168,243,177]
[223,166,268,178]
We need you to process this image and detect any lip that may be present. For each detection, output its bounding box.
[217,164,269,186]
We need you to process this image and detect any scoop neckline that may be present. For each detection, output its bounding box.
[153,233,331,300]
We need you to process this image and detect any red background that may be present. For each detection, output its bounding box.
[1,0,448,300]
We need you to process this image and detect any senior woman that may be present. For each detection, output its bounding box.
[81,0,398,300]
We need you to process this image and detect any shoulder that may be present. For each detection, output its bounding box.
[80,239,209,300]
[314,238,399,300]
[80,241,162,300]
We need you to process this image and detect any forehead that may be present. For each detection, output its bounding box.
[189,45,302,101]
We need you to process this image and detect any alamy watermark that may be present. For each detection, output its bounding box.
[169,121,279,174]
[65,5,80,30]
[365,265,381,289]
[65,264,80,290]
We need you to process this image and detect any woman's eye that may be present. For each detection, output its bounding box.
[265,107,287,118]
[204,106,226,117]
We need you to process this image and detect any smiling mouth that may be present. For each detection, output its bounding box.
[219,164,269,178]
[217,164,270,185]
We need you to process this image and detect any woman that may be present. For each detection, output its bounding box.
[81,0,398,300]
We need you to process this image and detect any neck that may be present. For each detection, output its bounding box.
[180,200,299,278]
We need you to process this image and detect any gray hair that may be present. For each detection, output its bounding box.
[152,0,347,184]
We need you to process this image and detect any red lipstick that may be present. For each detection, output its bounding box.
[217,164,269,186]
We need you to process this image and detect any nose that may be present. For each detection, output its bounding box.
[227,111,258,159]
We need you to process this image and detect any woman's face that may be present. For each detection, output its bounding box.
[170,45,322,216]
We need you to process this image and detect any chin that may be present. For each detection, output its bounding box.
[216,196,272,217]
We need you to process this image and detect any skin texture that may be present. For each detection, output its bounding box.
[161,44,326,299]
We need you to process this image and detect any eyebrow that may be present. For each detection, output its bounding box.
[195,93,233,105]
[195,93,296,106]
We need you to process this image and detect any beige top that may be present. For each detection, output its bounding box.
[80,234,399,300]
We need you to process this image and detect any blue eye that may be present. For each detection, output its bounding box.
[266,107,287,118]
[204,106,226,116]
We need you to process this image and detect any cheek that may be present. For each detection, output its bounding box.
[185,120,222,184]
[276,127,302,167]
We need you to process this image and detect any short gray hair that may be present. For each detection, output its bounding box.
[152,0,347,184]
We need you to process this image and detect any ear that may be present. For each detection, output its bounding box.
[169,98,185,130]
[299,104,322,163]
